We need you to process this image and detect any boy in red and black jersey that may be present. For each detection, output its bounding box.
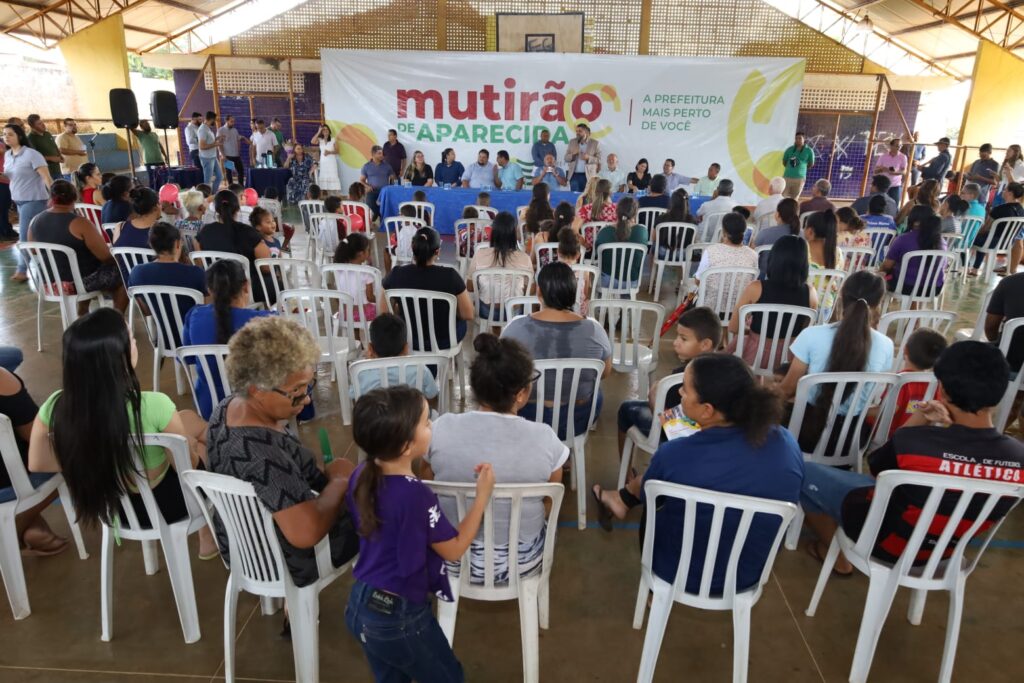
[801,341,1024,575]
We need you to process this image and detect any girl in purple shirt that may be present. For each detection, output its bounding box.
[345,386,495,682]
[881,209,946,295]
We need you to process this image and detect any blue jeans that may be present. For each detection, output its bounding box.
[0,346,24,372]
[14,199,49,274]
[345,580,464,683]
[800,462,875,521]
[519,390,603,440]
[618,399,653,435]
[570,172,588,192]
[189,149,200,168]
[0,472,54,503]
[200,156,222,192]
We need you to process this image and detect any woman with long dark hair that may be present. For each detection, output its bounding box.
[345,386,494,680]
[524,181,554,239]
[5,122,52,281]
[423,333,565,582]
[181,259,272,419]
[592,354,803,596]
[27,179,127,313]
[100,175,133,224]
[533,201,575,267]
[593,195,648,288]
[466,211,532,319]
[27,308,216,558]
[433,147,464,188]
[880,211,946,294]
[381,227,474,351]
[694,212,758,311]
[654,187,696,256]
[727,235,818,368]
[74,162,105,206]
[897,178,940,227]
[627,158,651,193]
[195,189,273,304]
[112,186,161,251]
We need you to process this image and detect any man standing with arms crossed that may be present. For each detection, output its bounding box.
[55,118,86,181]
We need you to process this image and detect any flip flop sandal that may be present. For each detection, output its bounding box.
[806,541,853,578]
[591,485,614,532]
[21,536,69,558]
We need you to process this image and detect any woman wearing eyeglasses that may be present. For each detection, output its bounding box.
[181,259,273,420]
[27,308,218,560]
[207,316,359,606]
[421,333,566,583]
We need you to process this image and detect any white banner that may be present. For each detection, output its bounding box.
[321,50,805,204]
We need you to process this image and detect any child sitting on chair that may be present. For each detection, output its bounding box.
[412,189,432,226]
[885,327,947,437]
[332,233,377,323]
[592,306,723,529]
[349,314,439,399]
[251,206,281,258]
[557,228,591,316]
[306,183,322,201]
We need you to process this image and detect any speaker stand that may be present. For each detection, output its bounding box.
[161,129,170,167]
[124,126,137,183]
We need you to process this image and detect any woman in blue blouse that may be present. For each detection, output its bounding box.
[433,148,465,188]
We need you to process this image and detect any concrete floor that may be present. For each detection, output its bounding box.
[1,219,1022,683]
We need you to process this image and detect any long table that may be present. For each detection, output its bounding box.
[378,185,711,235]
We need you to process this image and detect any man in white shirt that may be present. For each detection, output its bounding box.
[461,149,497,189]
[661,158,689,194]
[184,111,202,167]
[697,179,738,220]
[197,111,223,192]
[752,176,786,228]
[691,163,722,196]
[217,115,245,185]
[564,123,600,192]
[249,119,277,167]
[599,153,626,193]
[55,118,86,179]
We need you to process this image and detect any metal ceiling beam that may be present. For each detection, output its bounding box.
[138,0,253,52]
[152,0,210,17]
[890,0,1024,47]
[1,0,163,39]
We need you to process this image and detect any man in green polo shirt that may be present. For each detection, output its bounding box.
[782,131,814,198]
[134,120,167,179]
[26,114,62,180]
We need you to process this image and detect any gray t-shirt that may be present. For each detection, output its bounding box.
[501,316,611,401]
[427,411,568,565]
[217,125,241,157]
[197,124,218,159]
[4,147,48,202]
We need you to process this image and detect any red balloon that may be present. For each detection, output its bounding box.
[347,213,365,233]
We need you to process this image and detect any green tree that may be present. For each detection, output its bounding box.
[127,54,172,80]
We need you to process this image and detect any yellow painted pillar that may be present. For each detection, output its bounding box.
[58,15,130,129]
[639,0,653,55]
[959,41,1024,155]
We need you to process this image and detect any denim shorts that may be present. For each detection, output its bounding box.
[0,472,55,503]
[617,399,653,435]
[799,461,874,521]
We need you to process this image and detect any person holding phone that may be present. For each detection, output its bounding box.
[874,138,908,204]
[531,152,568,190]
[782,131,814,198]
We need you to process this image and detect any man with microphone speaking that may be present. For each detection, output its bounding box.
[565,122,601,192]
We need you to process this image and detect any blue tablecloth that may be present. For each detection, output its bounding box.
[378,186,710,235]
[247,168,292,200]
[149,166,204,190]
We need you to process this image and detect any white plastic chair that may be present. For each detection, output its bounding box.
[256,257,320,312]
[951,216,984,282]
[398,200,435,226]
[100,433,206,644]
[454,218,492,276]
[127,286,203,394]
[649,222,697,302]
[18,242,105,352]
[595,242,647,299]
[101,222,119,244]
[634,480,797,683]
[382,216,425,269]
[807,268,847,323]
[877,309,956,372]
[993,317,1024,432]
[580,221,613,262]
[616,372,683,489]
[297,199,325,261]
[385,288,466,403]
[591,299,665,397]
[699,212,729,243]
[972,217,1024,282]
[883,250,957,313]
[176,344,231,416]
[340,200,372,230]
[309,212,350,266]
[527,358,605,530]
[696,266,758,327]
[504,295,542,322]
[680,242,714,301]
[190,251,256,307]
[279,289,361,424]
[427,481,564,683]
[734,304,816,378]
[472,267,533,333]
[865,227,897,267]
[321,262,384,340]
[570,263,599,316]
[74,202,103,233]
[182,470,354,683]
[799,210,820,228]
[636,207,665,234]
[783,372,899,550]
[0,414,88,620]
[470,204,497,220]
[531,242,559,274]
[110,246,156,286]
[841,246,874,274]
[953,289,994,342]
[805,470,1024,683]
[870,371,939,448]
[349,353,451,416]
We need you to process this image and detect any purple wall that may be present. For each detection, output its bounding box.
[172,70,323,173]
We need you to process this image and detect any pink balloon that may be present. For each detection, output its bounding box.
[158,183,179,204]
[243,188,259,207]
[347,213,365,233]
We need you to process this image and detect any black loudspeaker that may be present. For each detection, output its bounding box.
[109,88,139,129]
[150,90,178,129]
